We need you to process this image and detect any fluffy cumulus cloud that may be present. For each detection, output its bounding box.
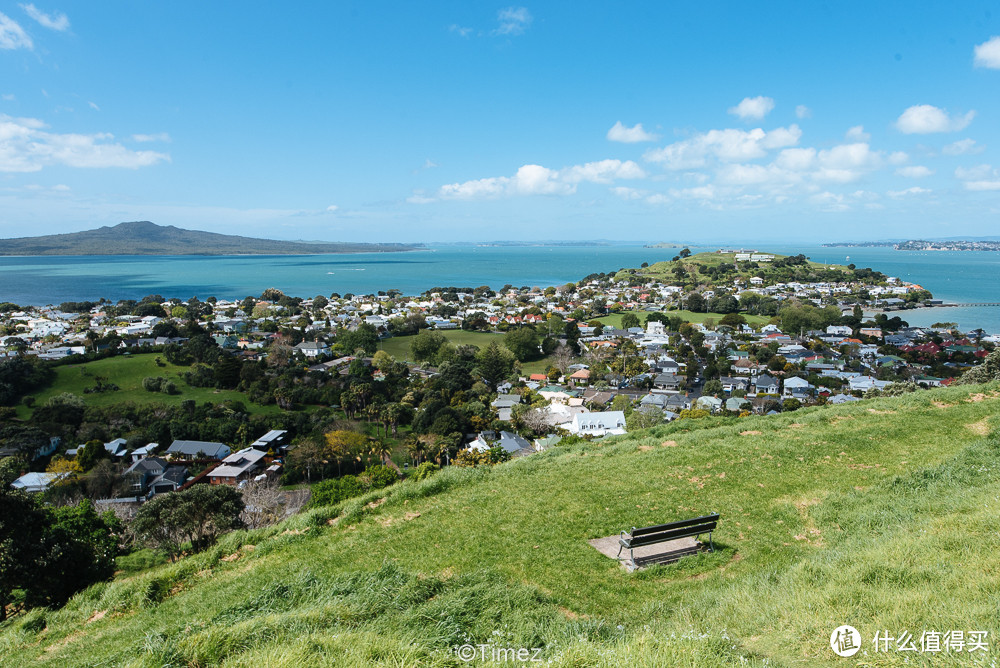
[20,3,69,31]
[561,159,644,183]
[496,6,532,35]
[606,121,658,143]
[131,132,171,143]
[896,165,933,178]
[0,11,32,49]
[435,158,644,201]
[644,125,802,169]
[728,96,775,120]
[0,114,170,172]
[974,36,1000,69]
[896,105,975,134]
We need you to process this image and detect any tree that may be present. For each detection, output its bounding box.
[685,293,706,312]
[474,341,516,390]
[132,484,244,559]
[703,379,724,397]
[410,330,447,363]
[626,407,663,431]
[620,313,641,330]
[679,247,691,258]
[0,488,47,621]
[504,327,541,361]
[287,439,327,482]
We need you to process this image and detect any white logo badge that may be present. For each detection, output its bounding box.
[831,625,861,657]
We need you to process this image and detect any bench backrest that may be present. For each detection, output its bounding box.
[627,513,719,547]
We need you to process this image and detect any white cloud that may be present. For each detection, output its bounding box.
[955,164,993,181]
[20,3,69,31]
[610,186,645,200]
[728,96,775,120]
[670,184,716,200]
[448,24,473,38]
[942,138,983,156]
[1,93,14,101]
[888,186,931,197]
[438,158,646,200]
[795,105,811,119]
[0,114,170,172]
[896,165,933,178]
[974,36,1000,69]
[606,121,658,143]
[496,7,532,35]
[888,151,909,165]
[955,164,1000,190]
[132,132,171,143]
[896,105,975,134]
[775,147,816,171]
[965,180,1000,191]
[0,12,32,49]
[845,125,870,141]
[88,101,100,111]
[562,159,644,183]
[325,205,339,213]
[644,125,801,169]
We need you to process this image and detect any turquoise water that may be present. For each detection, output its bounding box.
[0,244,997,333]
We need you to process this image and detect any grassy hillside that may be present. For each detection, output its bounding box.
[3,383,1000,666]
[17,353,283,419]
[379,330,554,375]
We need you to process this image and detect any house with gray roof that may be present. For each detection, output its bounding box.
[166,440,231,460]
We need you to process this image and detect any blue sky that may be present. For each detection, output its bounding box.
[1,2,998,243]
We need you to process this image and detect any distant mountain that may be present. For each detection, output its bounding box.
[0,222,419,256]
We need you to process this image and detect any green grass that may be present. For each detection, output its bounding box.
[5,384,1000,666]
[596,309,771,328]
[18,353,284,419]
[379,329,554,375]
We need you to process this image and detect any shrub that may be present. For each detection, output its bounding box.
[309,475,365,508]
[361,464,398,490]
[411,462,440,481]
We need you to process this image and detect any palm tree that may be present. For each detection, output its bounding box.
[370,439,393,466]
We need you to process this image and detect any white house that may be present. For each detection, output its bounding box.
[564,411,627,437]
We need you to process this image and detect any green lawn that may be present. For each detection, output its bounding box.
[379,329,555,375]
[19,353,284,419]
[596,309,771,328]
[6,384,1000,667]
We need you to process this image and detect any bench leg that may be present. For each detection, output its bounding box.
[708,530,715,553]
[616,544,623,559]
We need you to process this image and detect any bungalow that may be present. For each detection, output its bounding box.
[294,341,331,358]
[719,376,749,394]
[124,457,188,496]
[210,447,268,485]
[566,411,627,437]
[695,395,723,413]
[754,374,780,395]
[782,376,813,398]
[725,397,751,412]
[166,440,231,460]
[11,472,67,493]
[653,372,685,391]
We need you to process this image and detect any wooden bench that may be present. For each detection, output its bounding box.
[617,513,719,570]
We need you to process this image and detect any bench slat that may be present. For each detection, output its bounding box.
[629,513,719,538]
[621,520,717,548]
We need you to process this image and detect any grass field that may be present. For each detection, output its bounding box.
[378,329,555,375]
[596,309,771,328]
[5,383,1000,666]
[18,353,284,419]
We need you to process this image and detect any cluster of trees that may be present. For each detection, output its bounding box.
[0,491,120,621]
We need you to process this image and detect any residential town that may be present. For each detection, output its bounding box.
[2,251,996,502]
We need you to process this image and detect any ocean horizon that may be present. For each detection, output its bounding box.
[3,243,999,333]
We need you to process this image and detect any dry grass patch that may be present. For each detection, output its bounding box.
[661,440,678,447]
[867,409,896,414]
[740,430,762,436]
[967,418,992,436]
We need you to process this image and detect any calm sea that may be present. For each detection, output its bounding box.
[0,244,997,333]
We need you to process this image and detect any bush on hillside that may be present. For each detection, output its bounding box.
[411,462,439,481]
[957,350,1000,385]
[360,464,398,490]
